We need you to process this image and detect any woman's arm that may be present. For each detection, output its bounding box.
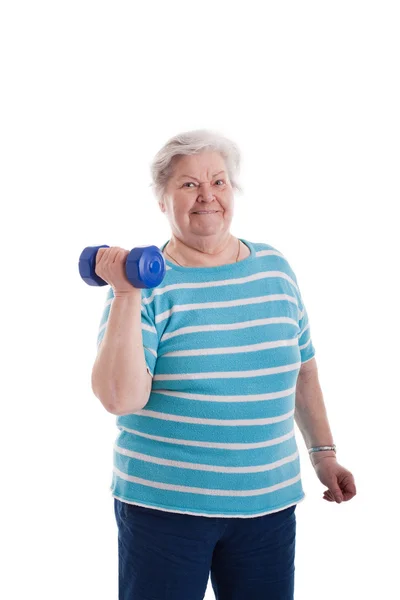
[294,358,337,467]
[91,290,152,415]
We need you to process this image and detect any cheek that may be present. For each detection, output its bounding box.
[221,198,234,212]
[173,202,191,219]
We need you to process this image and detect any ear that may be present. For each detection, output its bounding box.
[159,192,169,213]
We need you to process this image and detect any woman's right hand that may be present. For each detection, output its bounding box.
[95,247,139,295]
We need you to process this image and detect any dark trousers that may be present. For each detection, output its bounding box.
[114,498,297,600]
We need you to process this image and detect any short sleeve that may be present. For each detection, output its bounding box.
[139,299,159,377]
[297,299,316,364]
[284,258,316,365]
[96,287,159,377]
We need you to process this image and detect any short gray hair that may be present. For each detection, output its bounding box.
[150,129,243,202]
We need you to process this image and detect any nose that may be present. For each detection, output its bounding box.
[198,183,215,202]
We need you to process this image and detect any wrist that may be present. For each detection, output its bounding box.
[310,450,337,467]
[113,288,142,299]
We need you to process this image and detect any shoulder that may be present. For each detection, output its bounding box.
[251,240,295,275]
[251,240,286,258]
[251,241,304,307]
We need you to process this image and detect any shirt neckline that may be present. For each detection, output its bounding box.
[160,238,256,274]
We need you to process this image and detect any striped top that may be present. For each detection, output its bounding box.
[97,238,316,518]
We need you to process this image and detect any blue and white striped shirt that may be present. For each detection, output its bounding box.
[97,238,316,518]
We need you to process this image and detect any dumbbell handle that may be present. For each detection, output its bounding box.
[79,244,166,289]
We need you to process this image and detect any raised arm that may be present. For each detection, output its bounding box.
[91,290,152,415]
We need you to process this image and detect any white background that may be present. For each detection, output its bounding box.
[1,1,399,598]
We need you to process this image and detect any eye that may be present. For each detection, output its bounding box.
[215,179,225,185]
[182,182,196,188]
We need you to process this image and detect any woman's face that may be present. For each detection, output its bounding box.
[159,151,235,244]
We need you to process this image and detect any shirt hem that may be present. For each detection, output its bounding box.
[111,491,306,519]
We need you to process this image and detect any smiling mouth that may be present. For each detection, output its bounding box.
[192,211,218,214]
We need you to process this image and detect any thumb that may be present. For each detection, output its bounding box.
[330,483,343,503]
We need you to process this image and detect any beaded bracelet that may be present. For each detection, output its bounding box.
[308,445,336,454]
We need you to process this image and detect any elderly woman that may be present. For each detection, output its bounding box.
[91,129,356,600]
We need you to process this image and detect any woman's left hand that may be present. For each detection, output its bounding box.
[314,457,357,503]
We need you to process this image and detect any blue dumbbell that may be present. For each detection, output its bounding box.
[78,245,166,288]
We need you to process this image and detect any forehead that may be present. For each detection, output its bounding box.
[172,151,226,178]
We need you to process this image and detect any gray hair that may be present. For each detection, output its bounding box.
[150,129,243,202]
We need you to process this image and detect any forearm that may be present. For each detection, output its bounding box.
[294,370,336,466]
[91,291,150,414]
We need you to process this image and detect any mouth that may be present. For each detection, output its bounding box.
[192,210,219,214]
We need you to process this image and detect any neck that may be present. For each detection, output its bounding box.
[166,234,239,267]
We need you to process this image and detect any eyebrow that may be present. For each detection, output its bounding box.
[177,170,226,181]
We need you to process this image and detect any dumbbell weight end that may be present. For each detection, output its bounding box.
[79,245,110,286]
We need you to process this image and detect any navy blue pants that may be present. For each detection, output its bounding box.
[114,498,297,599]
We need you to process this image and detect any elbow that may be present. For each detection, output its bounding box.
[105,401,122,416]
[114,375,152,415]
[91,384,148,416]
[109,401,143,416]
[115,404,144,416]
[91,383,120,415]
[91,370,121,415]
[91,368,150,416]
[91,386,142,416]
[114,393,149,415]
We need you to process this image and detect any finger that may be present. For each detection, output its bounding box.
[344,481,357,495]
[330,482,344,503]
[324,489,338,502]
